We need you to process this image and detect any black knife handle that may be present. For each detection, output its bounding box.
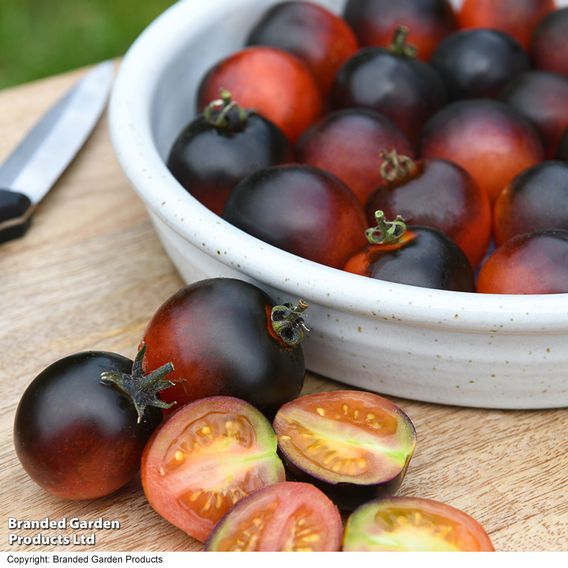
[0,189,34,244]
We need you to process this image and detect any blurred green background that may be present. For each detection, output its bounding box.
[0,0,176,89]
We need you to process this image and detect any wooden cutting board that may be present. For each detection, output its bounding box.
[0,65,566,553]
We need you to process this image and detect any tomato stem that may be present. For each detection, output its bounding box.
[271,300,310,347]
[366,211,408,245]
[100,343,176,423]
[388,26,418,58]
[380,150,417,183]
[203,88,248,131]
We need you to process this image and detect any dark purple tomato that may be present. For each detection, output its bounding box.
[431,29,529,101]
[196,47,323,143]
[344,0,457,61]
[331,28,447,147]
[223,165,367,269]
[559,130,568,160]
[494,162,568,246]
[500,71,568,159]
[273,391,416,511]
[532,8,568,79]
[458,0,556,51]
[143,278,307,416]
[345,220,475,292]
[14,350,173,500]
[343,498,495,551]
[246,1,359,96]
[297,109,414,205]
[366,152,491,268]
[168,92,291,215]
[207,482,343,551]
[477,229,568,294]
[421,99,544,204]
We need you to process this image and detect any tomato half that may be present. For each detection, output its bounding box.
[141,396,285,543]
[207,482,343,551]
[273,391,416,510]
[343,497,495,551]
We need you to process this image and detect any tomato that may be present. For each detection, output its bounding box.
[366,152,491,268]
[500,71,568,159]
[532,8,568,79]
[223,165,367,269]
[331,27,447,147]
[343,497,495,551]
[559,129,568,160]
[344,0,457,61]
[494,161,568,246]
[431,29,529,101]
[273,390,416,511]
[297,109,414,205]
[477,229,568,294]
[142,278,307,415]
[14,348,173,500]
[458,0,555,51]
[141,396,285,543]
[196,47,322,143]
[421,99,544,204]
[167,91,291,215]
[246,1,358,96]
[207,482,343,551]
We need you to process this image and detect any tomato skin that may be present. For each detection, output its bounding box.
[494,162,568,246]
[297,109,414,205]
[223,165,367,269]
[167,112,292,215]
[246,1,359,96]
[197,47,322,143]
[14,352,161,500]
[431,30,529,101]
[141,396,285,543]
[421,99,544,204]
[207,482,343,551]
[559,130,568,161]
[500,71,568,160]
[344,0,457,61]
[274,391,417,511]
[477,230,568,294]
[458,0,555,51]
[331,47,447,147]
[532,8,568,79]
[366,159,491,268]
[343,497,495,551]
[142,278,305,415]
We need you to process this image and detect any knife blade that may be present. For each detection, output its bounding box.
[0,61,114,243]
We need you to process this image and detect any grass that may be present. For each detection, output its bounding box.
[0,0,176,89]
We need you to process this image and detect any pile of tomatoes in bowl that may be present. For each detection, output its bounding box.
[14,277,495,552]
[167,0,568,295]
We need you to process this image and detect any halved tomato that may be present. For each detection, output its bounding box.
[207,482,343,551]
[343,497,495,551]
[141,396,285,543]
[273,391,416,510]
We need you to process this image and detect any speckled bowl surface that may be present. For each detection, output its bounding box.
[110,0,568,409]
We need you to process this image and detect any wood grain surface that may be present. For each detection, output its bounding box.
[0,66,566,553]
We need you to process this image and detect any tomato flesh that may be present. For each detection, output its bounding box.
[274,391,416,510]
[141,397,285,543]
[207,482,343,551]
[343,497,495,552]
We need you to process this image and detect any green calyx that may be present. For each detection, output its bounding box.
[387,26,418,58]
[203,88,248,131]
[380,149,417,183]
[271,300,310,348]
[100,343,176,423]
[366,210,408,245]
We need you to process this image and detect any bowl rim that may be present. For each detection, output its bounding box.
[109,0,568,333]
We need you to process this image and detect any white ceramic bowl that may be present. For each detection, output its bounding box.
[110,0,568,409]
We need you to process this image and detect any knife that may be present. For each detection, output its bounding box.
[0,61,114,244]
